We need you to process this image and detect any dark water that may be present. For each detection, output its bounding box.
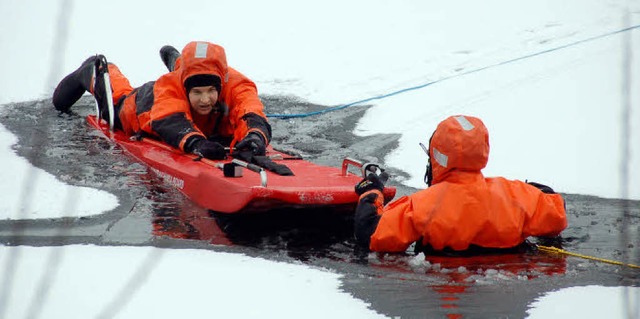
[0,96,638,318]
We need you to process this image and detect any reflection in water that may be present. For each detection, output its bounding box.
[426,252,566,318]
[361,245,567,318]
[151,203,357,261]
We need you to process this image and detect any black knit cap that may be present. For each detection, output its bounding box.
[184,74,221,93]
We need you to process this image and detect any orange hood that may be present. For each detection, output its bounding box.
[429,115,489,184]
[175,41,229,89]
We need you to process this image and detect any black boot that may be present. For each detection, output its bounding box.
[159,45,180,72]
[52,55,100,112]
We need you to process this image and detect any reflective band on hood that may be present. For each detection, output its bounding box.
[455,115,474,131]
[433,147,448,168]
[195,42,208,58]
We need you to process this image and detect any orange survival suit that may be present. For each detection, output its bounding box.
[108,41,270,151]
[354,115,567,252]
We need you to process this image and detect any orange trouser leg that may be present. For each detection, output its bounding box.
[107,63,134,102]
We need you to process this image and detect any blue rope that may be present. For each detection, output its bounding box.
[267,23,640,119]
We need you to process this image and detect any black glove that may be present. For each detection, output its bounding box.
[355,173,386,196]
[235,132,266,156]
[192,139,226,160]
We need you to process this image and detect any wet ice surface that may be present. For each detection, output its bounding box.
[0,97,638,318]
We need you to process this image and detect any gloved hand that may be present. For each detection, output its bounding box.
[192,139,226,160]
[235,132,266,156]
[355,172,386,196]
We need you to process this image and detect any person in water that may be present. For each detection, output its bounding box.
[353,115,567,253]
[52,41,271,160]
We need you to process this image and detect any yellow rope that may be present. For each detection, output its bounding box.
[537,245,640,269]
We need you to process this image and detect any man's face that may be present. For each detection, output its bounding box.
[188,86,219,115]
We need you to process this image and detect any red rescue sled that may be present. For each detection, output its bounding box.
[87,115,396,213]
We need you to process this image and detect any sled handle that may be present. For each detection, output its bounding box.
[103,72,115,131]
[92,67,115,131]
[231,159,268,187]
[341,157,363,177]
[342,157,387,181]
